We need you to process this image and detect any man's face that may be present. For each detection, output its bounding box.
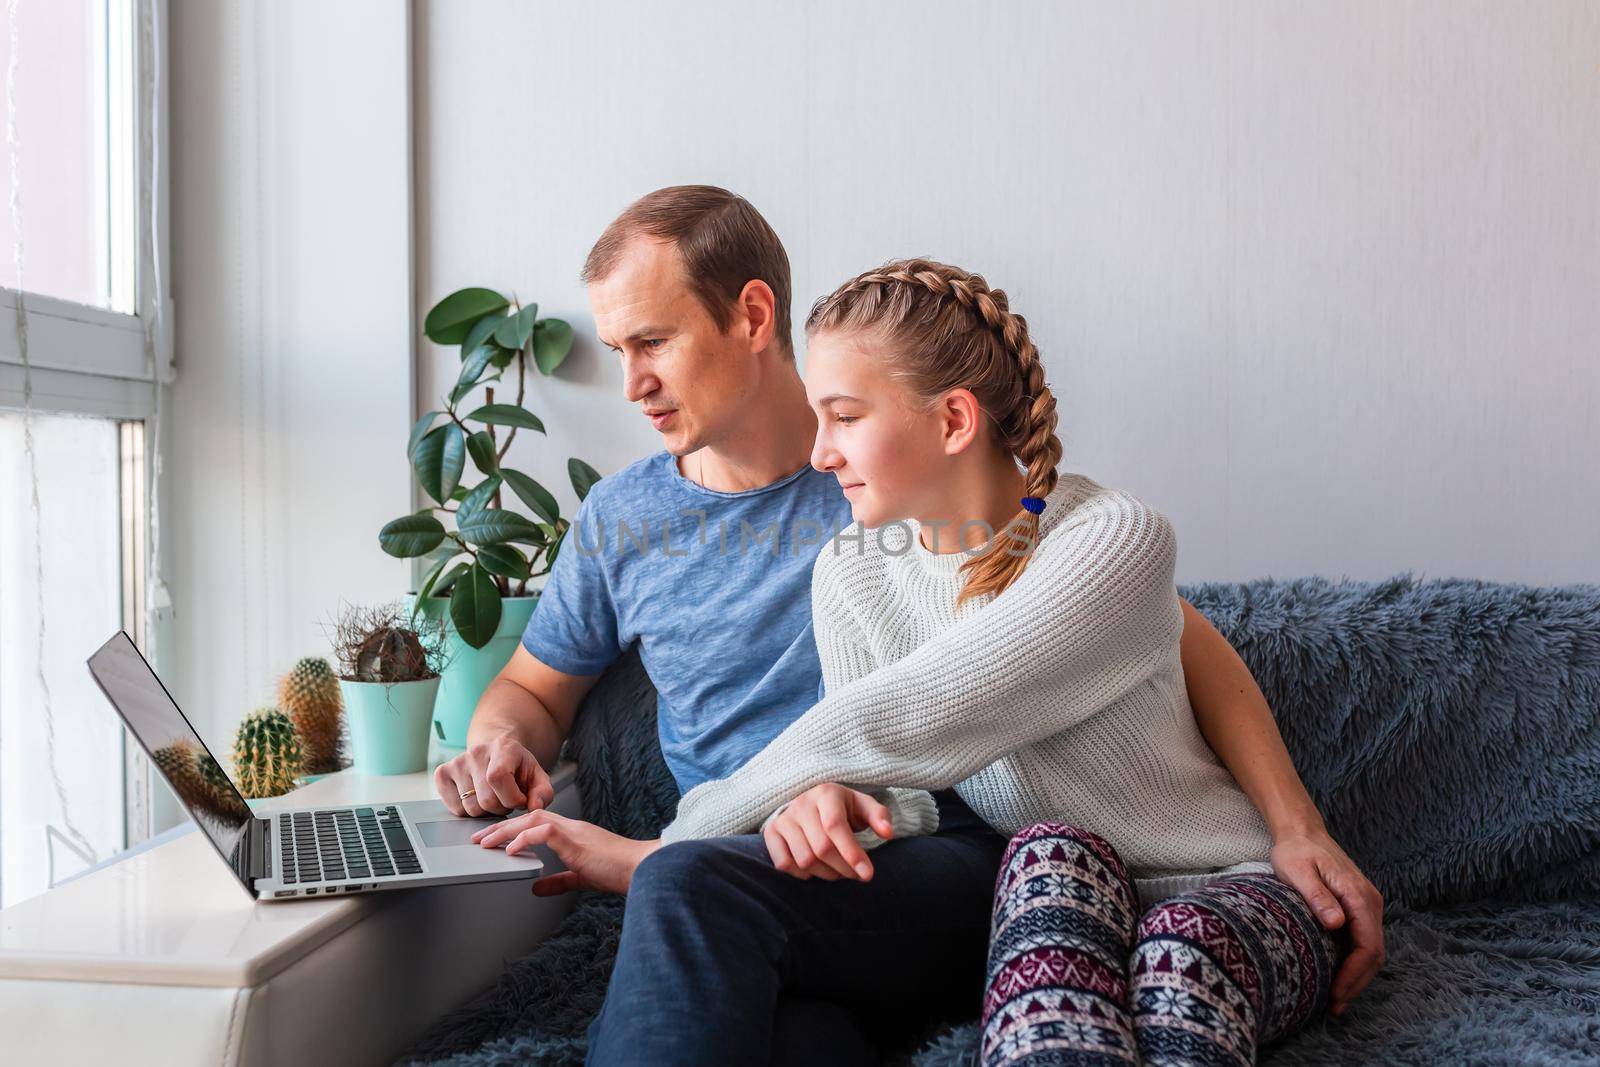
[587,238,756,455]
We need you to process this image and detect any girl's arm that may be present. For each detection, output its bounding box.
[1177,599,1387,1018]
[659,491,1180,844]
[1177,599,1325,837]
[757,574,941,850]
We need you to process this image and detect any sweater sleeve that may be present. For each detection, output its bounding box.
[755,563,941,848]
[659,491,1180,845]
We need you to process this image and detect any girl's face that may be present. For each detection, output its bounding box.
[804,329,953,528]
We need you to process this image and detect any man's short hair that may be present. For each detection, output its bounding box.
[582,185,793,355]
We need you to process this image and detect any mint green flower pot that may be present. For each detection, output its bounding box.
[406,592,540,749]
[339,676,440,775]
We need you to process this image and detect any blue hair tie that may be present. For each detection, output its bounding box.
[1021,496,1046,514]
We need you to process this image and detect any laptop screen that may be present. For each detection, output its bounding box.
[86,631,256,893]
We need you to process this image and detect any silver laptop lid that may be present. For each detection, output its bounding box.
[86,631,258,895]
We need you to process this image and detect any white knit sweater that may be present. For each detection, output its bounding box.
[659,473,1275,907]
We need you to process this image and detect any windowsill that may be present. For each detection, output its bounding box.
[0,753,581,988]
[56,819,200,887]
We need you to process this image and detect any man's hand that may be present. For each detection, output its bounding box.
[473,809,661,896]
[763,783,895,882]
[434,735,554,817]
[1269,829,1386,1017]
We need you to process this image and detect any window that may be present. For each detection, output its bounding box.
[0,0,170,403]
[0,0,135,312]
[0,411,131,907]
[0,0,170,910]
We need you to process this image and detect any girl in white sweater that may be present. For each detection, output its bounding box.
[656,259,1352,1066]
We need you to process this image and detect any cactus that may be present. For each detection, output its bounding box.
[355,626,429,683]
[231,706,303,798]
[278,656,344,774]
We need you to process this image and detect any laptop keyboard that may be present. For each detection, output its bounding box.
[277,805,422,885]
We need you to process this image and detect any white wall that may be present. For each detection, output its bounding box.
[416,0,1599,586]
[162,0,1598,758]
[167,1,413,751]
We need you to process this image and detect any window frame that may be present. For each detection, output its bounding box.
[0,0,171,854]
[0,0,173,422]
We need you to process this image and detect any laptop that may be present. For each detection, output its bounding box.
[87,630,543,902]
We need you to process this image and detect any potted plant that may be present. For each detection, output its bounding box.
[378,287,601,747]
[331,602,451,775]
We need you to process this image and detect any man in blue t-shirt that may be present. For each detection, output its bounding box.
[515,449,852,794]
[431,187,1384,1063]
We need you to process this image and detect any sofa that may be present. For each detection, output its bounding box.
[397,574,1600,1065]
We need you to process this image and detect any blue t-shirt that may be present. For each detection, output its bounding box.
[520,451,854,793]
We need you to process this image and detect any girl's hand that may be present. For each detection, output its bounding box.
[1270,829,1386,1016]
[763,783,895,881]
[473,809,661,896]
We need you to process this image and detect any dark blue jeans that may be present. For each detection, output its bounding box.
[585,790,1008,1065]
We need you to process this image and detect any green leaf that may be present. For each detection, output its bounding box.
[410,555,452,618]
[450,564,503,649]
[414,424,466,505]
[452,345,496,405]
[532,318,574,375]
[407,410,442,461]
[457,507,543,546]
[432,560,470,597]
[425,288,509,345]
[465,430,499,476]
[460,311,506,361]
[501,468,560,524]
[379,513,446,558]
[569,457,601,501]
[545,523,568,569]
[493,303,539,351]
[457,475,501,520]
[464,404,546,433]
[475,543,530,581]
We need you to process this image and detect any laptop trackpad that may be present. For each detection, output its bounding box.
[414,817,506,847]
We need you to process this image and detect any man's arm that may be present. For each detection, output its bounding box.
[1176,598,1323,836]
[467,645,599,770]
[435,645,600,817]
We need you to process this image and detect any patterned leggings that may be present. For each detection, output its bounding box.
[981,823,1344,1066]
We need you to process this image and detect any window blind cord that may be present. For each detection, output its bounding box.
[141,0,172,658]
[230,0,254,702]
[251,0,268,675]
[6,0,102,889]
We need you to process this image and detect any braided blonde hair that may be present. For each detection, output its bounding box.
[805,258,1063,608]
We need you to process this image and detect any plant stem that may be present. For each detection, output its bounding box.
[496,343,528,462]
[486,383,501,512]
[485,383,507,597]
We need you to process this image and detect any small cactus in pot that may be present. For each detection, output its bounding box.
[231,707,304,798]
[278,656,346,775]
[355,627,431,683]
[328,602,450,775]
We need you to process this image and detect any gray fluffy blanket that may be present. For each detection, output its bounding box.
[397,575,1600,1066]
